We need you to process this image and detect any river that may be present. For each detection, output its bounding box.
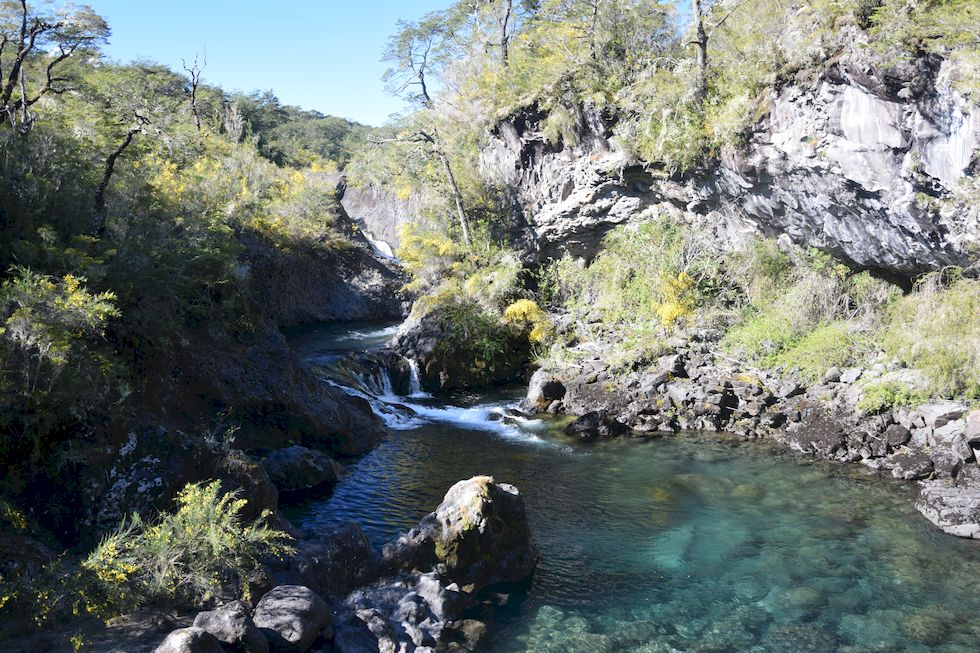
[286,321,980,653]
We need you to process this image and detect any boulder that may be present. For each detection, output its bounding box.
[888,448,935,480]
[153,628,225,653]
[930,420,974,463]
[253,585,331,652]
[525,369,566,411]
[564,411,630,440]
[883,424,911,449]
[429,476,536,589]
[262,446,343,500]
[782,413,847,458]
[917,479,980,539]
[286,521,379,599]
[917,402,968,430]
[193,601,268,653]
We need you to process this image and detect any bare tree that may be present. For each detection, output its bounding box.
[383,12,473,248]
[182,51,206,131]
[0,1,109,128]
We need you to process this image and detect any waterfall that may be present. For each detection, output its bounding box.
[405,358,431,398]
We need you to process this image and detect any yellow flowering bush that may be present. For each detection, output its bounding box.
[503,299,555,345]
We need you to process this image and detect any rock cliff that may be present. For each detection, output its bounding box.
[480,48,979,277]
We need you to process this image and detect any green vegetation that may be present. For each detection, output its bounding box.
[2,481,289,633]
[882,271,980,400]
[857,381,929,414]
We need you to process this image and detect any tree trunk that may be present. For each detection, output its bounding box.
[589,0,600,61]
[692,0,708,104]
[436,148,471,249]
[499,0,513,67]
[93,123,143,232]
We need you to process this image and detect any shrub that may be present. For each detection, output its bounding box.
[772,321,867,383]
[0,268,125,459]
[857,381,928,414]
[503,299,554,345]
[81,480,292,614]
[881,271,980,400]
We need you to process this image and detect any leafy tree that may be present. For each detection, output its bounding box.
[0,0,109,129]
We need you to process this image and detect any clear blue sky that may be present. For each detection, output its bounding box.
[88,0,452,126]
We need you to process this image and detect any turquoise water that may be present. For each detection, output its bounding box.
[291,324,980,653]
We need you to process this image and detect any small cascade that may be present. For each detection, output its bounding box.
[298,320,548,442]
[405,357,431,398]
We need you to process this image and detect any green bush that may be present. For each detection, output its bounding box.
[882,272,980,400]
[82,480,292,614]
[773,321,867,383]
[857,380,928,414]
[0,268,125,459]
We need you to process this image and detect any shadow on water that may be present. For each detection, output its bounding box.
[287,321,980,653]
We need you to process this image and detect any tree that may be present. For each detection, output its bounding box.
[86,63,185,227]
[182,52,205,131]
[0,1,109,129]
[383,11,473,248]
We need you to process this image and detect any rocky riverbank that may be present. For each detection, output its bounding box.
[145,476,533,653]
[524,316,980,540]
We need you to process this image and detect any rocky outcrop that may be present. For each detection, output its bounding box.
[525,322,980,538]
[339,179,432,255]
[330,477,536,653]
[480,47,978,277]
[152,478,535,653]
[392,310,531,391]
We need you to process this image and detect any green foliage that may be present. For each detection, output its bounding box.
[772,321,867,383]
[556,218,726,330]
[857,380,929,414]
[0,268,125,459]
[82,480,292,613]
[882,271,980,400]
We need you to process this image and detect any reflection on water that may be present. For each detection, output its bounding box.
[288,322,980,653]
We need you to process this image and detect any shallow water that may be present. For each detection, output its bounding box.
[289,322,980,653]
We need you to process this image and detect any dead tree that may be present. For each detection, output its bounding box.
[182,53,206,131]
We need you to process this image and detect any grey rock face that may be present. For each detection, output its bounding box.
[153,628,225,653]
[918,479,980,538]
[479,51,978,277]
[262,446,343,500]
[193,601,268,653]
[253,585,331,652]
[782,413,847,458]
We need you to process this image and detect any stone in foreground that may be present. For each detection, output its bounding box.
[193,600,268,653]
[252,585,331,652]
[153,627,225,653]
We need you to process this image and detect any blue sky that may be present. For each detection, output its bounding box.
[88,0,452,126]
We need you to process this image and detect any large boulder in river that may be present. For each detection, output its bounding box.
[262,446,344,501]
[392,303,532,392]
[253,585,331,652]
[525,368,566,411]
[382,476,536,590]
